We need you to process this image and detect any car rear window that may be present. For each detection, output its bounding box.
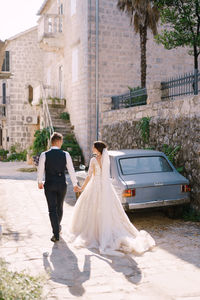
[119,156,173,175]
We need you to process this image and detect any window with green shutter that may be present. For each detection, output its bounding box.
[2,51,10,72]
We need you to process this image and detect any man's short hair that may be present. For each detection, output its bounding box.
[51,132,63,144]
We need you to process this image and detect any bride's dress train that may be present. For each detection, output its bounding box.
[68,151,155,256]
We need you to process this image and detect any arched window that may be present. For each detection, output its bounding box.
[28,85,33,105]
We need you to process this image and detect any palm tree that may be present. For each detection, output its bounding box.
[117,0,160,88]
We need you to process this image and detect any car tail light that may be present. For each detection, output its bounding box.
[123,189,136,197]
[181,184,191,192]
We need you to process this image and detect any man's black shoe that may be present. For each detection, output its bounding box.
[51,235,59,242]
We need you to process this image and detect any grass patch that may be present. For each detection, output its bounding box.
[0,258,45,299]
[17,167,37,173]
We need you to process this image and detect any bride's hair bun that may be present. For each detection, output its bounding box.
[93,141,107,154]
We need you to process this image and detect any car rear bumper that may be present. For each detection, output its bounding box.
[123,197,190,210]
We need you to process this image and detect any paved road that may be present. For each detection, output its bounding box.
[0,162,200,300]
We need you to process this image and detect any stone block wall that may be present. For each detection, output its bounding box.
[64,0,91,162]
[87,0,196,161]
[101,95,200,208]
[3,28,43,150]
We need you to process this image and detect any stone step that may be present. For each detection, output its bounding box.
[51,119,70,125]
[49,108,66,114]
[53,123,72,129]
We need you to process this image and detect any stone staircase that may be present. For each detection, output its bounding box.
[48,106,73,136]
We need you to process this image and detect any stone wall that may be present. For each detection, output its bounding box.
[64,0,91,162]
[2,27,43,150]
[101,95,200,208]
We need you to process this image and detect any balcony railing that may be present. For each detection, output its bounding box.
[38,14,64,50]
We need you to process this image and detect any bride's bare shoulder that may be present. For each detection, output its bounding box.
[90,156,96,164]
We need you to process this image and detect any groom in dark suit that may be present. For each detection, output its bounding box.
[37,132,79,242]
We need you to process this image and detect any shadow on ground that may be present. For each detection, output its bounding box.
[90,249,142,285]
[43,238,91,297]
[43,238,142,297]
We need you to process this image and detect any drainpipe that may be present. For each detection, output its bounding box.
[95,0,99,140]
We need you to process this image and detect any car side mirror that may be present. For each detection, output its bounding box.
[79,164,86,170]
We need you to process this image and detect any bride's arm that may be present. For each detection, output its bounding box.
[80,158,95,191]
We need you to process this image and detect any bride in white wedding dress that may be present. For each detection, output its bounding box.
[69,141,155,256]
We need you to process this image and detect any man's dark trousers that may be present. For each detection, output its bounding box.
[44,149,67,240]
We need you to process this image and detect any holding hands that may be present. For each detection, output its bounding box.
[73,185,83,193]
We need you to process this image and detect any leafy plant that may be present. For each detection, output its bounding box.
[0,149,9,161]
[182,207,200,222]
[155,0,200,70]
[48,97,66,107]
[161,144,183,172]
[117,0,160,87]
[61,134,84,166]
[60,112,70,121]
[5,150,27,162]
[137,116,151,144]
[32,128,50,156]
[0,258,44,299]
[162,144,180,164]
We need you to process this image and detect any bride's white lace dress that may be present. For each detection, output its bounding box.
[69,149,155,256]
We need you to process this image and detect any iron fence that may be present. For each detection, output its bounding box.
[111,88,147,110]
[161,69,200,100]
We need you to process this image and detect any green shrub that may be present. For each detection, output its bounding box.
[0,258,44,299]
[182,207,200,222]
[161,144,183,173]
[0,149,9,161]
[61,134,84,164]
[32,128,50,156]
[60,112,70,121]
[6,150,27,162]
[137,116,151,144]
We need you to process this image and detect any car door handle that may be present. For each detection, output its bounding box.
[154,182,164,186]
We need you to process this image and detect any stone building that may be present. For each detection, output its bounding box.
[0,0,196,161]
[0,27,43,151]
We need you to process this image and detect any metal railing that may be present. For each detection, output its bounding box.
[41,85,54,137]
[111,88,147,110]
[161,70,200,100]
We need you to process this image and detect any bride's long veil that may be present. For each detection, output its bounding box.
[99,148,118,254]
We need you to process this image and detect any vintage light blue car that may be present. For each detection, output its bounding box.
[77,150,190,217]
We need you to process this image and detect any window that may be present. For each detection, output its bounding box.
[59,3,63,14]
[59,66,63,98]
[72,47,78,83]
[58,17,63,32]
[71,0,76,16]
[2,51,10,72]
[28,85,33,105]
[48,18,53,33]
[119,156,173,175]
[2,83,6,104]
[57,0,63,14]
[0,128,2,146]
